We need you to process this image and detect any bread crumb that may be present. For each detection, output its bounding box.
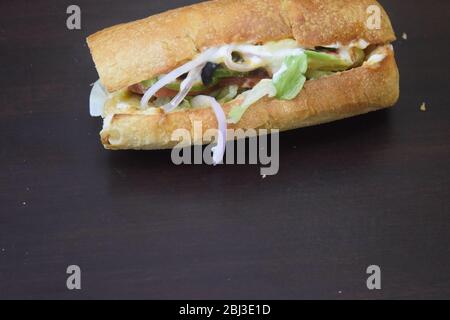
[402,32,408,40]
[420,102,427,112]
[262,175,267,179]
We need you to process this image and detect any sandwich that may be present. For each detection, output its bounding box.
[87,0,399,164]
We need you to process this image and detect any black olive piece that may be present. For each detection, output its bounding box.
[315,46,338,53]
[201,62,220,86]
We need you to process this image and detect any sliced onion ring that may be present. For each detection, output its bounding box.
[191,96,227,165]
[163,65,204,113]
[223,46,263,72]
[140,48,218,108]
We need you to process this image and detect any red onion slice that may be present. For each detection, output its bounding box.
[140,48,218,108]
[163,65,204,113]
[191,96,227,165]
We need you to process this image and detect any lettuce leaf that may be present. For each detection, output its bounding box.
[228,54,309,123]
[273,54,308,100]
[216,85,239,104]
[228,79,276,124]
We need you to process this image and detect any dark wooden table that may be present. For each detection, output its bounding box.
[0,0,449,299]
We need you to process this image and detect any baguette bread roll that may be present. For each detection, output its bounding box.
[87,0,396,92]
[100,45,399,150]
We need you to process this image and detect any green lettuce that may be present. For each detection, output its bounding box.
[273,54,308,100]
[216,85,239,104]
[228,79,277,124]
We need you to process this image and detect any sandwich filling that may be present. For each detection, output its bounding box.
[90,39,390,163]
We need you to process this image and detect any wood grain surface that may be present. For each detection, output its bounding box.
[0,0,449,299]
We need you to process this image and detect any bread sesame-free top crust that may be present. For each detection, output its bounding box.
[87,0,396,92]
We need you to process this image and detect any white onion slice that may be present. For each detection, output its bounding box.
[234,44,273,58]
[191,96,227,165]
[89,80,109,117]
[140,48,218,108]
[163,65,204,113]
[223,46,263,72]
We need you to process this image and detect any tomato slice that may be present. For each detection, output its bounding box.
[128,83,146,95]
[153,87,178,98]
[218,76,266,89]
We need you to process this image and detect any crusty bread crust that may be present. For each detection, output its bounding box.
[100,45,399,150]
[87,0,396,92]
